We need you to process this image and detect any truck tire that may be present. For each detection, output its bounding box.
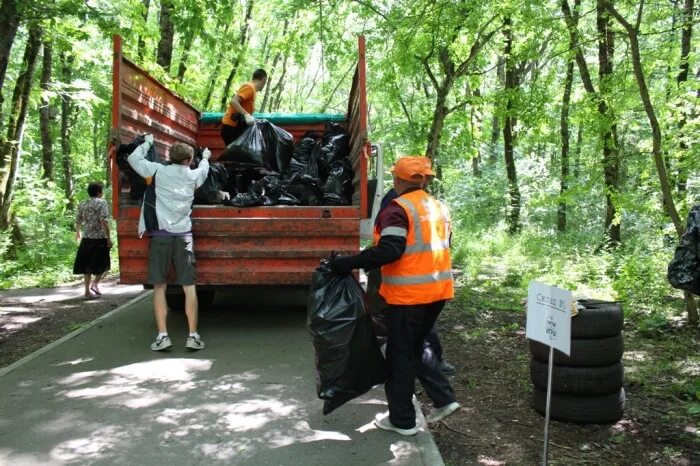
[529,335,623,367]
[166,290,215,311]
[532,387,625,424]
[571,300,623,339]
[530,359,624,396]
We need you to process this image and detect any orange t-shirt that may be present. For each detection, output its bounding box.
[221,83,256,127]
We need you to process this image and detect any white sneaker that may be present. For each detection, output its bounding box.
[151,335,172,351]
[186,335,205,350]
[425,402,461,423]
[373,412,418,436]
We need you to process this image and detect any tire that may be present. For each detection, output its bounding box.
[530,359,623,396]
[532,387,625,424]
[529,334,623,367]
[571,299,623,339]
[166,290,215,311]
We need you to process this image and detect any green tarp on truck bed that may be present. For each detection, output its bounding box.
[200,112,347,125]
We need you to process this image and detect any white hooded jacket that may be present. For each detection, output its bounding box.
[127,141,209,237]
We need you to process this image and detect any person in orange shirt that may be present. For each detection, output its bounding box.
[328,156,460,436]
[220,68,268,146]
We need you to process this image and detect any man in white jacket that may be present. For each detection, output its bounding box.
[128,134,210,351]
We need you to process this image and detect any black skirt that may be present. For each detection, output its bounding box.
[73,238,110,275]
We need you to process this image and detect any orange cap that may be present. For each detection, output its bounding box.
[391,156,435,181]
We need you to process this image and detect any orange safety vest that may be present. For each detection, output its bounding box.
[378,189,454,305]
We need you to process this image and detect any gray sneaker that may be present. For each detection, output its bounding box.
[151,335,172,351]
[425,402,461,423]
[186,335,205,350]
[373,412,418,436]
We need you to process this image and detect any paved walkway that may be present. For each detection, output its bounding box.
[0,289,444,465]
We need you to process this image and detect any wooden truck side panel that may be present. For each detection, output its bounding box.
[111,36,369,286]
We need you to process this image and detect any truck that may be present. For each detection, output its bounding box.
[109,35,384,305]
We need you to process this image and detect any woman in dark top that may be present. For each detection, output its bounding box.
[73,182,112,297]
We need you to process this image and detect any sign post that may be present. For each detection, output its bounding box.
[525,281,572,466]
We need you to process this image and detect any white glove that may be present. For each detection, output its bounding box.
[244,114,255,126]
[144,134,154,145]
[219,191,231,202]
[202,148,211,160]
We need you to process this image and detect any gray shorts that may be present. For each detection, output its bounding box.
[147,235,196,285]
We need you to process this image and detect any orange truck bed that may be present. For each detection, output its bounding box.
[110,35,372,287]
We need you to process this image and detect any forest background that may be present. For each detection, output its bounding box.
[0,1,698,329]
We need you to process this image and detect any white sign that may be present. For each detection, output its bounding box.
[526,281,572,356]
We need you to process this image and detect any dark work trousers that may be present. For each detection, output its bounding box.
[385,300,456,429]
[368,268,444,362]
[424,325,443,361]
[221,123,245,146]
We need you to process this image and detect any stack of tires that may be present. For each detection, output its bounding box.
[529,299,625,424]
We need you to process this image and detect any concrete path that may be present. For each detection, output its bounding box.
[0,291,444,465]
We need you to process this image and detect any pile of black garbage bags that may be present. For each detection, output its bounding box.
[307,259,386,415]
[220,120,354,207]
[116,120,354,207]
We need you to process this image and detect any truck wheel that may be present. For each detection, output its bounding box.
[530,359,624,396]
[532,387,625,424]
[166,293,185,311]
[529,335,623,367]
[166,290,215,311]
[571,300,623,338]
[198,290,215,308]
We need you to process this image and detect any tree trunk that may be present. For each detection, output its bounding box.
[490,58,505,163]
[471,88,483,177]
[40,38,54,180]
[425,85,451,160]
[201,22,231,110]
[603,1,683,237]
[0,0,21,132]
[259,50,280,113]
[220,0,255,111]
[271,55,289,111]
[597,0,621,246]
[574,125,582,178]
[60,51,76,211]
[675,0,694,193]
[0,24,42,231]
[260,20,289,113]
[558,56,574,232]
[137,0,150,60]
[156,0,174,72]
[176,26,197,82]
[503,16,521,234]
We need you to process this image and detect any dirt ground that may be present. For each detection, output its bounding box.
[0,276,145,369]
[2,277,699,465]
[428,281,700,465]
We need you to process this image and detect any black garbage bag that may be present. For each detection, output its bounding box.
[258,120,294,173]
[308,260,386,415]
[301,141,322,182]
[668,205,700,294]
[323,122,346,143]
[291,137,318,164]
[116,135,163,200]
[220,123,266,165]
[276,193,302,206]
[258,175,286,205]
[323,133,350,162]
[322,159,353,205]
[194,163,229,204]
[284,175,322,206]
[227,176,265,207]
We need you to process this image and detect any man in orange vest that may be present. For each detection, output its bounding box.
[329,156,460,436]
[220,68,268,146]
